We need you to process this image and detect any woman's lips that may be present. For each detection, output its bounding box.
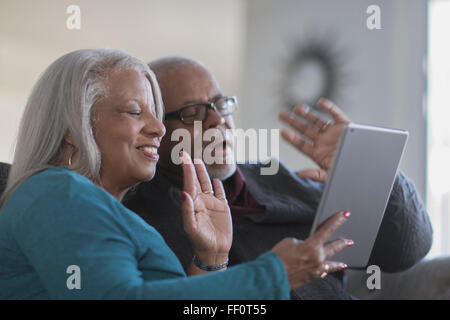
[137,146,159,160]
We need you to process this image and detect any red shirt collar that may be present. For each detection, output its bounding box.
[226,167,246,204]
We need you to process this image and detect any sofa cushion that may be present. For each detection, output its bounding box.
[346,256,450,299]
[0,162,11,198]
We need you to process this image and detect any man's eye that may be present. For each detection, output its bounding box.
[182,107,199,117]
[215,98,226,108]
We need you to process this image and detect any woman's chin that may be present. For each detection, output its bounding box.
[138,166,157,182]
[144,170,156,182]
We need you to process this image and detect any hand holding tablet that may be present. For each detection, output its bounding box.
[310,123,409,267]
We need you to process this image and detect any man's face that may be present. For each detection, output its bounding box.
[157,64,236,180]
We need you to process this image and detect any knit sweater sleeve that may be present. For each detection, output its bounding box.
[295,170,433,272]
[368,172,433,272]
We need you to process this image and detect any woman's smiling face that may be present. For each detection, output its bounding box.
[92,68,165,198]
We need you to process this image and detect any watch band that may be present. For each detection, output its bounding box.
[193,255,229,271]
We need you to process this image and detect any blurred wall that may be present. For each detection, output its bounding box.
[242,0,428,199]
[0,0,246,162]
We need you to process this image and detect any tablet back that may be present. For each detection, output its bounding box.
[310,123,409,267]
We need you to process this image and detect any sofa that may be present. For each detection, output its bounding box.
[0,162,10,197]
[346,256,450,299]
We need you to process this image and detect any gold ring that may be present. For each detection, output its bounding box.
[319,120,332,133]
[203,190,213,194]
[320,272,327,278]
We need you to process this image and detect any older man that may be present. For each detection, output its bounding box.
[123,57,432,300]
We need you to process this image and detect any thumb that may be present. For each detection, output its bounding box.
[297,168,328,183]
[181,191,197,234]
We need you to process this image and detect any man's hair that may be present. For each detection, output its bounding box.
[0,49,163,208]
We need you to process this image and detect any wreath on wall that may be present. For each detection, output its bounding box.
[280,39,348,112]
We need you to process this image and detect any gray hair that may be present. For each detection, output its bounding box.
[0,49,163,208]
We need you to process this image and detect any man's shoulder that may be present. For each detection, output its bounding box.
[123,168,181,212]
[237,160,318,186]
[237,159,290,178]
[237,160,324,199]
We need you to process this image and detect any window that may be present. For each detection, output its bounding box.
[427,0,450,257]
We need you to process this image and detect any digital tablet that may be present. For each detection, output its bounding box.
[309,123,409,267]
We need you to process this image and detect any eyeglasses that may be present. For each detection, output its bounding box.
[164,96,238,125]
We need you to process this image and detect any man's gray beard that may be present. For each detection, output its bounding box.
[206,162,237,181]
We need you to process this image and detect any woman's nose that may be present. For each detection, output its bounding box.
[143,113,166,138]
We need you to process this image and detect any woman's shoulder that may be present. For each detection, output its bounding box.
[13,167,103,202]
[4,167,117,218]
[2,167,148,240]
[27,166,95,189]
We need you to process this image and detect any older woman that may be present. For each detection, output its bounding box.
[0,49,351,299]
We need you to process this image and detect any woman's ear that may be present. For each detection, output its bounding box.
[64,132,76,148]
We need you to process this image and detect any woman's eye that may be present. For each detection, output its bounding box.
[128,111,142,116]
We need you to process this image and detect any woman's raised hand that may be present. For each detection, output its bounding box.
[271,210,353,289]
[180,151,232,267]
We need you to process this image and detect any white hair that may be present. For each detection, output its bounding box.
[0,49,163,208]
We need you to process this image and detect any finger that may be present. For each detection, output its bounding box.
[180,191,197,235]
[212,178,227,202]
[324,238,353,259]
[297,169,328,182]
[316,98,350,123]
[193,158,213,193]
[278,110,318,141]
[292,104,328,130]
[181,151,200,196]
[312,211,350,244]
[321,261,348,274]
[280,128,315,157]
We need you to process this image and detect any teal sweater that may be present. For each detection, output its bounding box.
[0,167,289,299]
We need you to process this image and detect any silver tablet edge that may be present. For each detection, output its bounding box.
[309,122,409,237]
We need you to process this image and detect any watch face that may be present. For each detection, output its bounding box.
[281,40,347,111]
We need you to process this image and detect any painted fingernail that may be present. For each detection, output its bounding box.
[344,211,351,218]
[179,150,184,157]
[341,263,348,269]
[347,240,354,246]
[181,191,187,201]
